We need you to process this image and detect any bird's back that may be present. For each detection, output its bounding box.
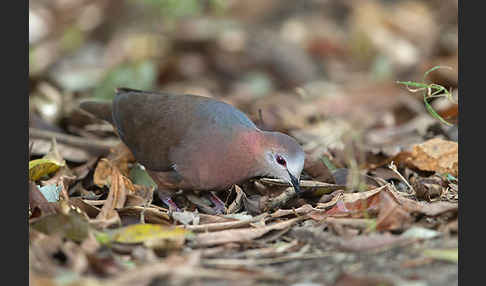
[111,88,258,172]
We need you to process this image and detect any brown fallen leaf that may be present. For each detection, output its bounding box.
[193,217,303,246]
[117,206,171,225]
[94,159,135,227]
[407,138,458,176]
[375,190,412,231]
[403,199,458,217]
[317,184,388,212]
[227,185,245,214]
[93,158,114,187]
[388,188,458,216]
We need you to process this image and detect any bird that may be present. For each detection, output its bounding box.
[80,88,305,213]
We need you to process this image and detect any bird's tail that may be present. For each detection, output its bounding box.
[79,99,114,124]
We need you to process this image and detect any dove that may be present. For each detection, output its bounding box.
[80,88,305,213]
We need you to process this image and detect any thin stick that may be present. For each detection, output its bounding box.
[29,127,118,156]
[388,161,415,193]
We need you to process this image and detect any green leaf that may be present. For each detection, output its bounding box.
[424,98,453,126]
[397,65,455,127]
[129,164,158,188]
[396,81,429,89]
[423,65,453,82]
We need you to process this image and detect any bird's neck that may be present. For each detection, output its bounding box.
[232,130,267,178]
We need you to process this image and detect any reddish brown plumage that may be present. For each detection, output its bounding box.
[80,88,305,211]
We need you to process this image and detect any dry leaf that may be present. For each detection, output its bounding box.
[94,159,135,227]
[194,217,302,246]
[375,190,412,231]
[407,138,458,176]
[316,185,387,212]
[117,206,171,225]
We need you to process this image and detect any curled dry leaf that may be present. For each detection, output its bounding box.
[226,185,245,214]
[316,184,387,211]
[313,185,413,231]
[93,158,135,227]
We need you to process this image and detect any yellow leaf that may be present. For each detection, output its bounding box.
[423,248,458,263]
[111,224,191,244]
[29,158,64,181]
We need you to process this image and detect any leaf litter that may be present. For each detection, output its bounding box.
[29,1,458,285]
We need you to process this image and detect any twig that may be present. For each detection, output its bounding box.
[266,187,298,212]
[140,186,155,224]
[388,161,414,194]
[181,213,269,232]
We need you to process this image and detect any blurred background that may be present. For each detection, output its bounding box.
[29,0,458,176]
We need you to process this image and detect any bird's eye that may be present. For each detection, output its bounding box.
[276,155,287,166]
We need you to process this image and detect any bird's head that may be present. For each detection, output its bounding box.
[260,132,305,192]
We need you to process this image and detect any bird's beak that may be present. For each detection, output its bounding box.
[288,171,300,193]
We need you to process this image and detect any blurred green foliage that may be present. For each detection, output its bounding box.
[93,60,158,100]
[139,0,227,22]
